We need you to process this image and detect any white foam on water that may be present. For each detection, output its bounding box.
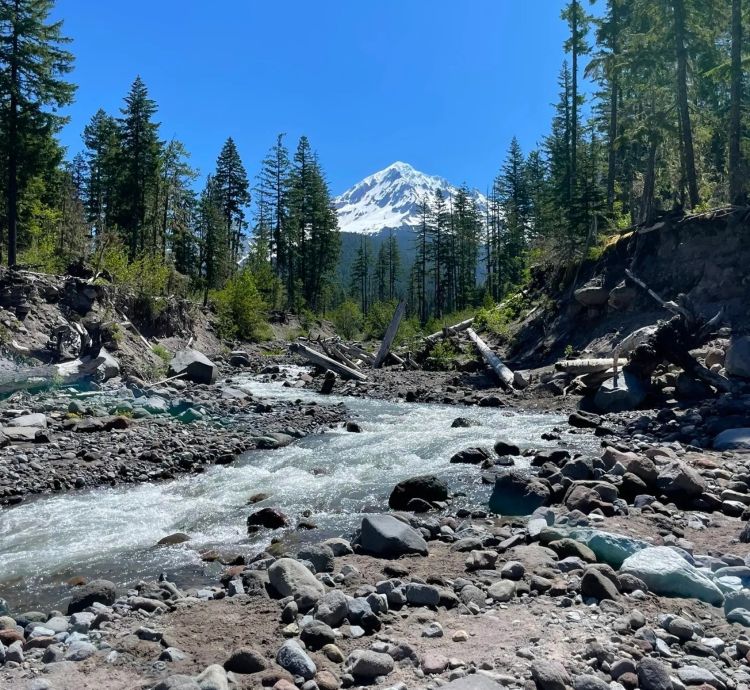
[0,370,589,607]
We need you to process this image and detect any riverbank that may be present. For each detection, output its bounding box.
[0,363,349,507]
[2,358,750,690]
[2,424,750,690]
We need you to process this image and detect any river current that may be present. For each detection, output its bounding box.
[0,370,592,610]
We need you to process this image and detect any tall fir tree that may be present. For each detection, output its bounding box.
[214,136,250,267]
[116,76,161,260]
[0,0,75,265]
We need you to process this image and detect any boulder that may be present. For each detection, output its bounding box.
[726,335,750,378]
[450,447,490,464]
[228,351,251,367]
[568,529,648,568]
[154,677,201,690]
[7,413,47,428]
[608,282,638,310]
[531,660,571,690]
[574,285,610,307]
[569,411,601,429]
[300,621,336,650]
[675,373,713,400]
[594,370,647,413]
[276,640,316,681]
[620,546,724,606]
[493,439,521,456]
[66,579,116,614]
[345,649,394,679]
[389,475,448,510]
[247,508,288,531]
[564,485,613,515]
[356,514,428,558]
[297,544,335,573]
[268,558,325,608]
[314,590,349,627]
[714,428,750,451]
[636,658,672,690]
[224,647,267,674]
[168,348,218,384]
[655,461,705,498]
[581,568,618,600]
[489,471,550,516]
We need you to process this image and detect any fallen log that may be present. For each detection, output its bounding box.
[373,300,406,368]
[329,344,361,372]
[466,328,514,390]
[424,317,475,345]
[337,343,375,365]
[555,358,616,374]
[290,342,368,381]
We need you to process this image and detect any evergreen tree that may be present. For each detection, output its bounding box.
[496,137,530,289]
[562,0,591,206]
[374,241,388,303]
[429,189,448,316]
[199,174,227,304]
[286,136,339,311]
[82,109,120,235]
[350,236,371,313]
[671,0,699,207]
[214,136,250,266]
[386,228,400,300]
[414,196,430,323]
[158,138,196,259]
[116,76,161,260]
[729,0,745,202]
[452,187,480,309]
[0,0,75,265]
[258,133,290,281]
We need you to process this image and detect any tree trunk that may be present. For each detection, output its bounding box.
[466,328,514,390]
[729,0,744,203]
[571,0,578,205]
[606,1,619,213]
[672,0,699,208]
[640,134,658,224]
[7,1,20,267]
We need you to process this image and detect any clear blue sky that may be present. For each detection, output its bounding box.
[54,0,593,195]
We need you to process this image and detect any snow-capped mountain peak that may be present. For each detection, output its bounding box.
[334,162,487,236]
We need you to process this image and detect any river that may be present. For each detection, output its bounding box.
[0,370,592,611]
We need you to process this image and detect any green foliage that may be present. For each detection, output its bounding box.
[330,299,364,339]
[212,269,271,342]
[564,344,575,358]
[152,344,171,363]
[428,340,459,369]
[96,236,172,297]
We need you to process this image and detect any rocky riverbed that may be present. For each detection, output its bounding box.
[3,357,750,690]
[0,365,348,506]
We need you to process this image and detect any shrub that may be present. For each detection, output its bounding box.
[212,269,271,342]
[429,340,459,368]
[152,344,172,363]
[331,299,364,339]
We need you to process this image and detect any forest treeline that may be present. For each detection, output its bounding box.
[0,0,746,340]
[348,0,749,328]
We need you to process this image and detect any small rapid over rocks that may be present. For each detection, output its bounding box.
[0,369,588,610]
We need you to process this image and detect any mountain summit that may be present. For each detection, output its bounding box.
[334,162,487,236]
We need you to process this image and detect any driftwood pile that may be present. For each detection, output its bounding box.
[557,270,729,411]
[290,299,518,392]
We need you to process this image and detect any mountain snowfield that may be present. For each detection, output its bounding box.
[334,161,487,236]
